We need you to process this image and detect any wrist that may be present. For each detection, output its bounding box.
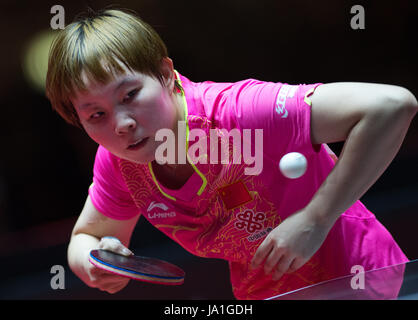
[304,201,340,231]
[68,233,99,273]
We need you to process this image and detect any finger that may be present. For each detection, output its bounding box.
[101,236,121,244]
[92,273,129,290]
[272,256,294,281]
[92,271,125,281]
[88,261,117,277]
[98,236,120,251]
[99,236,133,256]
[105,280,130,294]
[287,257,306,273]
[272,269,284,281]
[89,270,117,285]
[263,246,284,275]
[251,237,274,269]
[101,275,129,289]
[89,264,126,281]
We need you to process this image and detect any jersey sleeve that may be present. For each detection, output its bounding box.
[223,79,323,159]
[88,145,141,220]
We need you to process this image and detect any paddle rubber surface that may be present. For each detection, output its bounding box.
[89,249,185,285]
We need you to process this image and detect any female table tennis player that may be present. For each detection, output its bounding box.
[45,9,417,299]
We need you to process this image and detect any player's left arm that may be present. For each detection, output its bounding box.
[251,82,418,280]
[308,82,417,225]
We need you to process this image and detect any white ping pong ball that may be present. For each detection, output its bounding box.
[279,152,307,179]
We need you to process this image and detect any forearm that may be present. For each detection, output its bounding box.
[307,102,417,227]
[67,233,100,280]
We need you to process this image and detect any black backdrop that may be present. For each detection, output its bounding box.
[0,0,417,300]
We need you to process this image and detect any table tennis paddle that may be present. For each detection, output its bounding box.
[89,249,185,285]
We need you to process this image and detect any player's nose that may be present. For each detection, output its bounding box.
[114,111,136,135]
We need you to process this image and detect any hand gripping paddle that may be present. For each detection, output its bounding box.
[89,249,185,285]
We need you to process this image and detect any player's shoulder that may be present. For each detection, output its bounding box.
[96,144,118,164]
[181,73,287,129]
[94,145,123,176]
[181,72,255,99]
[196,77,266,96]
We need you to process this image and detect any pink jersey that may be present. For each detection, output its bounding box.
[88,72,408,299]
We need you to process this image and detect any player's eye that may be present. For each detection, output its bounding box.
[89,111,105,120]
[122,89,139,103]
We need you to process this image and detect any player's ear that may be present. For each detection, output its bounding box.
[160,57,175,94]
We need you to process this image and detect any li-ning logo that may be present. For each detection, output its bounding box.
[147,201,169,212]
[275,85,297,119]
[235,209,265,234]
[147,201,176,219]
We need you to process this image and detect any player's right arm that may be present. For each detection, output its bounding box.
[67,194,141,293]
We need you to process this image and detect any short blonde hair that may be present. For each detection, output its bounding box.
[46,8,170,127]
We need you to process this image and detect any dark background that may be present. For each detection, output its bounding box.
[0,0,417,300]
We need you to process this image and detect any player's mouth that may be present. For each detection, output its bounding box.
[127,137,149,151]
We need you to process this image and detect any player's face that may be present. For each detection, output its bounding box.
[71,64,180,164]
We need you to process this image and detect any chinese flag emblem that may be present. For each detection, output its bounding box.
[217,180,253,210]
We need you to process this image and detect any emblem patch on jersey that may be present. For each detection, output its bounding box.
[234,208,273,242]
[217,180,253,210]
[235,209,265,233]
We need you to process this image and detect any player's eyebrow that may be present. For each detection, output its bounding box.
[79,77,139,110]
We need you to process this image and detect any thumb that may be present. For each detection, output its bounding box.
[98,236,133,257]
